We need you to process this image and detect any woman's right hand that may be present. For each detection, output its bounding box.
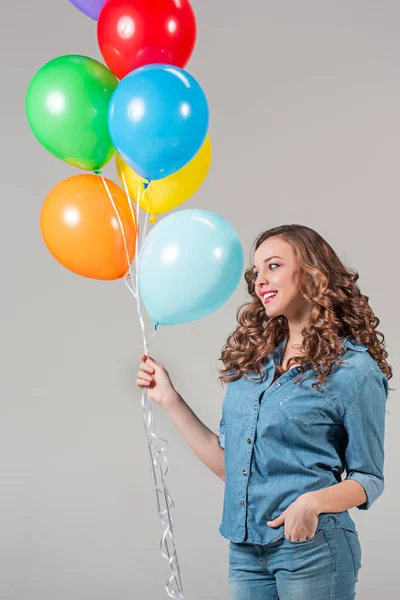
[136,354,178,408]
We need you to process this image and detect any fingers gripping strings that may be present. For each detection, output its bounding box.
[100,172,187,599]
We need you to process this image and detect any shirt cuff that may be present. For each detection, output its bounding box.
[345,470,384,510]
[218,432,225,449]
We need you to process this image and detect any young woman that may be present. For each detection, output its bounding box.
[136,224,393,599]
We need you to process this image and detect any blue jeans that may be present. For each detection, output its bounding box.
[229,527,362,599]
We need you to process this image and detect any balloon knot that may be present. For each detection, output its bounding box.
[153,322,159,331]
[143,181,150,190]
[149,214,156,223]
[94,169,102,175]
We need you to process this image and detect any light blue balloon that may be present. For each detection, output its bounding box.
[138,210,244,325]
[108,64,209,181]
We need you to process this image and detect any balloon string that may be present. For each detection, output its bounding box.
[100,175,137,299]
[101,175,187,599]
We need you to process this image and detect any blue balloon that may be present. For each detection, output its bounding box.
[108,64,209,181]
[138,210,244,325]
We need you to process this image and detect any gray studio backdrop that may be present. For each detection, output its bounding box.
[1,1,399,598]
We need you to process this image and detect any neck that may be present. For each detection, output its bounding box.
[285,302,313,347]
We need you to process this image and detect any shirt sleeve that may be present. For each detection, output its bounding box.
[218,414,226,449]
[343,368,389,510]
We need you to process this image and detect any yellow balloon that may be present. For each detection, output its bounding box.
[116,135,212,223]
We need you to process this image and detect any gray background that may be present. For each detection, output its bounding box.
[1,0,399,598]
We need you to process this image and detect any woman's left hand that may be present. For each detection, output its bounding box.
[266,493,320,541]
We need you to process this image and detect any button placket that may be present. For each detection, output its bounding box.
[266,365,303,393]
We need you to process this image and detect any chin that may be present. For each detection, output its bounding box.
[265,306,281,316]
[265,302,286,317]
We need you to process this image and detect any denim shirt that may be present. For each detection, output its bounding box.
[218,335,389,544]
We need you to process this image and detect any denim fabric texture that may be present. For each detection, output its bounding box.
[218,335,389,544]
[228,522,362,599]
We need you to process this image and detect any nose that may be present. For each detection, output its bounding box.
[255,274,268,293]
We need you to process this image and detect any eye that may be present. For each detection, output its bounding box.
[253,263,280,277]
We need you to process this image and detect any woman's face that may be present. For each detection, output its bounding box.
[253,236,306,318]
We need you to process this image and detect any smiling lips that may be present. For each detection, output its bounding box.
[262,291,278,304]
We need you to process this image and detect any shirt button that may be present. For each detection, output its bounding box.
[240,501,245,507]
[276,381,281,387]
[253,404,258,410]
[242,469,247,476]
[247,438,252,444]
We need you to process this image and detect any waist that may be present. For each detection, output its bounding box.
[219,510,357,545]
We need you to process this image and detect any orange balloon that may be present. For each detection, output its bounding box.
[40,174,138,280]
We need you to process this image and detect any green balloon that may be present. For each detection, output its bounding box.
[26,55,118,171]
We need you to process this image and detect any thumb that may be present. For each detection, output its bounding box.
[267,513,285,527]
[141,354,159,368]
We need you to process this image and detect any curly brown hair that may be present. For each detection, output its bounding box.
[218,224,394,395]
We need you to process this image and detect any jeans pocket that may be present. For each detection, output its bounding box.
[343,528,362,579]
[284,529,324,545]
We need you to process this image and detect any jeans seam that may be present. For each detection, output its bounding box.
[343,528,358,579]
[322,530,336,600]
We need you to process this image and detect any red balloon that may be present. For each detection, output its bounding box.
[97,0,197,80]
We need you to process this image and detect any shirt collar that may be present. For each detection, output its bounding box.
[340,334,368,352]
[273,336,288,365]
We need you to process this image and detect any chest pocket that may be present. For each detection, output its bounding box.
[278,375,336,427]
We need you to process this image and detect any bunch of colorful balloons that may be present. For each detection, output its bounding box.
[26,0,244,327]
[26,4,244,599]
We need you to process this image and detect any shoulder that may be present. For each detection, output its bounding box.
[326,336,388,406]
[341,336,377,374]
